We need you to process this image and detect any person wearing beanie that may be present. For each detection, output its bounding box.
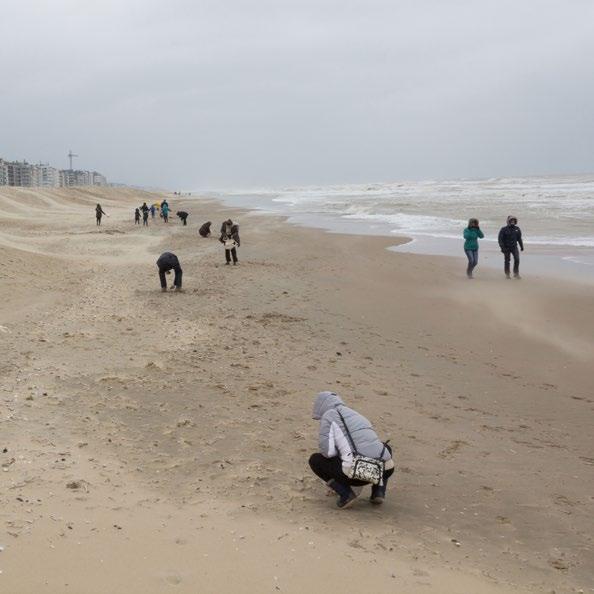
[498,216,524,279]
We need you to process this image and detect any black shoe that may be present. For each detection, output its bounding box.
[327,479,358,509]
[370,484,386,505]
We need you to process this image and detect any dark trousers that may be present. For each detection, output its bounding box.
[225,248,238,263]
[143,217,148,226]
[503,247,520,276]
[182,218,187,226]
[96,216,101,226]
[135,218,140,224]
[158,265,182,288]
[464,249,478,276]
[309,449,394,488]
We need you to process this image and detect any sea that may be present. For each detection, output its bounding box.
[200,174,594,282]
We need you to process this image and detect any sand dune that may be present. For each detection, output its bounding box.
[0,186,592,593]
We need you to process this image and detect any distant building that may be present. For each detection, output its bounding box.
[0,159,8,186]
[0,155,107,187]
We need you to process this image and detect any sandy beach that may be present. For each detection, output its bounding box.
[0,186,593,593]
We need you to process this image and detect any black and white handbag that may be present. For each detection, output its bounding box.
[337,409,387,485]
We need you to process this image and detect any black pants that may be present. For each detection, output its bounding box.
[503,247,520,276]
[135,218,140,224]
[96,216,101,226]
[225,248,238,263]
[158,264,182,288]
[309,449,394,488]
[143,217,148,226]
[181,218,187,226]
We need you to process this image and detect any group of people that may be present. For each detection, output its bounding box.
[133,200,171,225]
[155,218,242,291]
[463,215,524,279]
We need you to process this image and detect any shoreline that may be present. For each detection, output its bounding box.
[1,186,593,593]
[201,190,594,284]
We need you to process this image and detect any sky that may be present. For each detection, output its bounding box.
[1,0,594,189]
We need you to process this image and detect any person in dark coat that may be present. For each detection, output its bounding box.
[156,252,182,292]
[142,208,149,226]
[176,211,189,226]
[219,219,240,265]
[134,208,141,225]
[95,204,107,226]
[498,215,524,279]
[198,221,212,237]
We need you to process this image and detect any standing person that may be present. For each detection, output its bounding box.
[134,208,141,225]
[308,391,394,509]
[95,204,107,226]
[150,204,156,219]
[176,211,189,226]
[498,216,524,279]
[156,252,182,292]
[198,221,212,237]
[142,208,149,226]
[219,219,240,265]
[463,218,484,279]
[161,200,170,223]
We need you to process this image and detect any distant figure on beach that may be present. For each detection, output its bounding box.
[134,208,141,225]
[156,252,182,292]
[176,211,189,226]
[219,219,240,265]
[198,221,212,237]
[161,200,170,223]
[150,204,156,219]
[95,204,107,226]
[463,218,484,279]
[308,391,394,509]
[142,208,149,226]
[498,216,524,279]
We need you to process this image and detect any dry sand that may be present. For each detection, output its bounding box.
[0,186,592,594]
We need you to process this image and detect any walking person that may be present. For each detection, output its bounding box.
[142,208,149,226]
[198,221,212,237]
[308,391,394,509]
[176,211,189,226]
[95,204,107,226]
[219,219,240,265]
[134,208,141,225]
[156,252,182,292]
[463,218,484,279]
[498,216,524,279]
[150,204,156,219]
[161,200,170,223]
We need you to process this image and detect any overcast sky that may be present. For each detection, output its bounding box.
[1,0,593,189]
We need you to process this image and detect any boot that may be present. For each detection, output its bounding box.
[327,479,358,509]
[370,477,389,505]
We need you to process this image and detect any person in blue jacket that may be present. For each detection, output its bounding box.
[463,218,484,279]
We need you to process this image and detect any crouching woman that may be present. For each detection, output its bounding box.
[308,391,394,509]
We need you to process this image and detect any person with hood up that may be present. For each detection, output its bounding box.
[156,252,182,292]
[309,391,394,509]
[498,215,524,279]
[176,211,189,226]
[463,218,484,279]
[150,204,156,219]
[161,200,170,223]
[198,221,212,237]
[134,208,141,225]
[219,219,240,265]
[95,204,107,226]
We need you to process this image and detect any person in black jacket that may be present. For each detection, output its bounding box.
[95,204,107,226]
[498,216,524,279]
[198,221,212,237]
[219,219,240,265]
[134,208,141,225]
[176,211,189,226]
[156,252,182,292]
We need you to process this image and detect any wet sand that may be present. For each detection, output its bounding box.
[0,186,593,593]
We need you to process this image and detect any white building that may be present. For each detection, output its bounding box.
[0,159,8,186]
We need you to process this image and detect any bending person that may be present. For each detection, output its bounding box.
[176,211,189,226]
[199,221,212,237]
[156,252,182,292]
[308,391,394,509]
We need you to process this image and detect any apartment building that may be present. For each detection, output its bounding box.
[0,159,8,186]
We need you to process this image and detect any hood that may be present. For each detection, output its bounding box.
[312,391,344,419]
[507,215,517,225]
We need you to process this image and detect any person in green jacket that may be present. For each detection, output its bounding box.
[463,218,484,278]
